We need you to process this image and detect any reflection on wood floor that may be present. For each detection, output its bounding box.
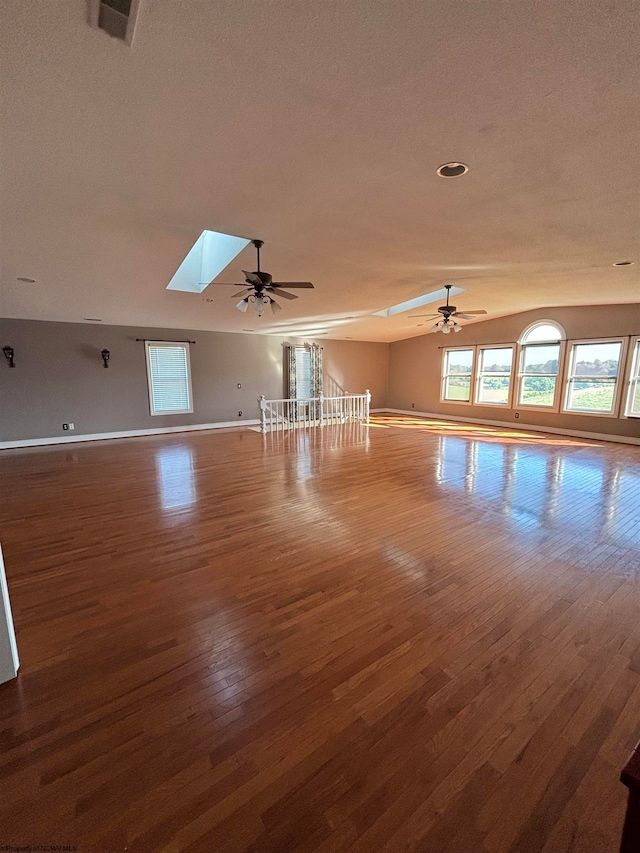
[0,418,639,852]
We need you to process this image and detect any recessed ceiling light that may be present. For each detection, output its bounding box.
[84,318,102,322]
[437,162,468,178]
[242,328,255,332]
[17,276,36,283]
[345,336,353,339]
[202,297,214,302]
[613,260,634,266]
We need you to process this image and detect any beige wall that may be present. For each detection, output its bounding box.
[388,303,640,440]
[3,305,639,444]
[0,319,389,442]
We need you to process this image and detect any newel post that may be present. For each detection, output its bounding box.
[319,392,325,428]
[258,395,267,434]
[365,389,371,424]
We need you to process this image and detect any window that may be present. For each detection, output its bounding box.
[295,346,311,398]
[442,348,474,403]
[563,339,625,416]
[145,341,193,415]
[286,343,322,399]
[517,322,564,409]
[475,346,514,406]
[624,338,640,418]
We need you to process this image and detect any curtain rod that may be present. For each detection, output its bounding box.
[136,338,196,344]
[437,333,637,349]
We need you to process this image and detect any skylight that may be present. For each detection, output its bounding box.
[166,230,251,294]
[373,286,465,317]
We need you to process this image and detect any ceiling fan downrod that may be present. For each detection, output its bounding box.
[252,239,264,272]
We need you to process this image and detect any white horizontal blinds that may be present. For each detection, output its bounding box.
[147,343,192,415]
[295,347,312,398]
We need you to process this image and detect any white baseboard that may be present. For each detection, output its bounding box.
[0,419,261,450]
[3,411,636,449]
[374,409,640,446]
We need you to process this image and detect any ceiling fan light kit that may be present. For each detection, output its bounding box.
[431,319,462,334]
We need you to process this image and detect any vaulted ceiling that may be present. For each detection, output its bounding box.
[1,0,638,342]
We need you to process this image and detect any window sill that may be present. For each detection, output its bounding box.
[561,408,619,419]
[515,404,560,413]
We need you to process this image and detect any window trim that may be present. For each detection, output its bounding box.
[622,336,640,419]
[561,337,628,418]
[474,345,515,408]
[145,340,194,417]
[441,346,476,406]
[516,321,566,413]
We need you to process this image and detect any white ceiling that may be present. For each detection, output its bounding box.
[1,0,638,342]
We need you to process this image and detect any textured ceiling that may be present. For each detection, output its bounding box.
[1,0,638,342]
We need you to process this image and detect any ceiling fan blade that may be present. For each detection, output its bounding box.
[459,309,487,315]
[407,314,440,319]
[205,282,244,286]
[232,288,253,298]
[242,270,263,286]
[266,287,298,300]
[271,282,314,289]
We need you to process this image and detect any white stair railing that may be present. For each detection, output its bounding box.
[258,391,370,434]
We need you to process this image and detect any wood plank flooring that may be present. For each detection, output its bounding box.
[0,415,639,852]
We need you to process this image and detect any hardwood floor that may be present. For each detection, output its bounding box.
[0,415,639,852]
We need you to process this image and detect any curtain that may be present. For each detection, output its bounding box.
[310,343,323,398]
[284,343,297,399]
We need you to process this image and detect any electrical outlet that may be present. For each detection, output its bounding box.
[514,412,520,419]
[62,423,69,430]
[411,403,415,409]
[238,411,242,417]
[237,383,242,389]
[68,423,74,430]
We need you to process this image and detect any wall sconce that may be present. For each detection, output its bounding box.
[101,349,110,368]
[2,345,15,368]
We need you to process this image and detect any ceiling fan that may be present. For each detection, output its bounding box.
[206,239,314,316]
[409,285,487,334]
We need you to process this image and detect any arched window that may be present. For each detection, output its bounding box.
[517,322,565,409]
[520,321,565,345]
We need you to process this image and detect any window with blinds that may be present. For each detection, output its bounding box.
[145,341,193,416]
[295,346,312,398]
